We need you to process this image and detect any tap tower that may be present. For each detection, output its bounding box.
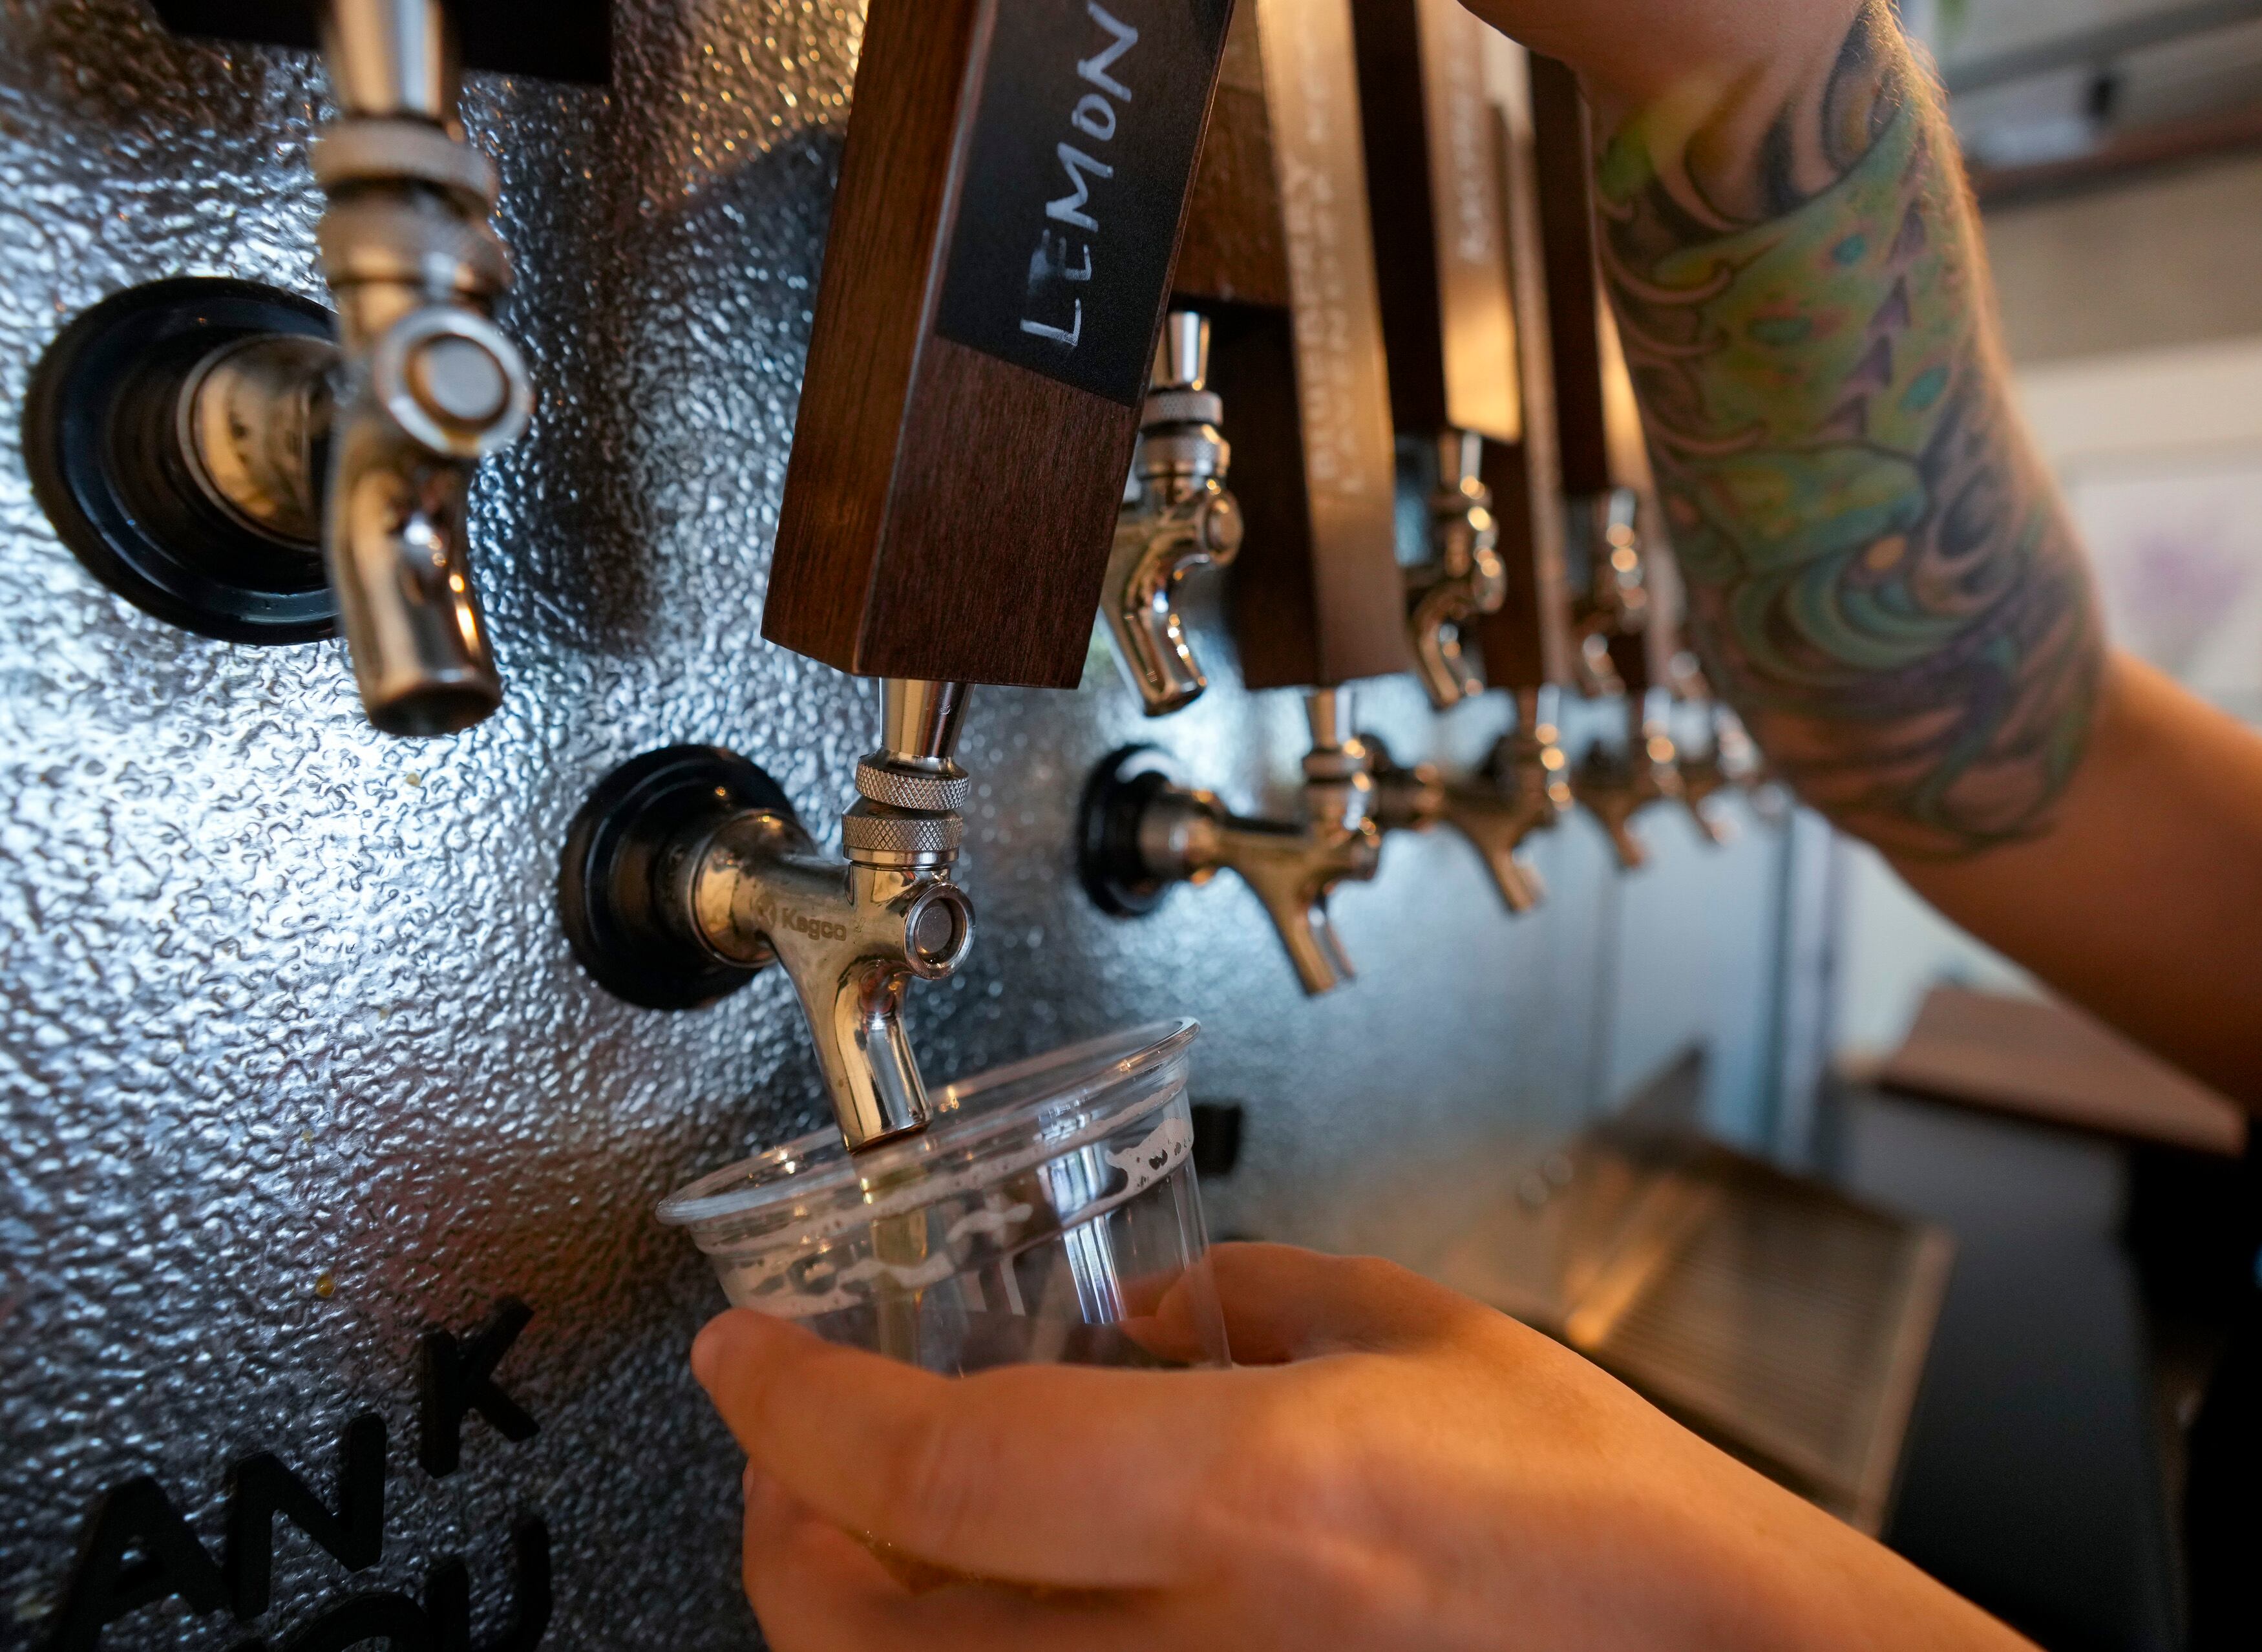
[561,0,1236,1151]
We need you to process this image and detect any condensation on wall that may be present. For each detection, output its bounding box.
[0,3,1793,1646]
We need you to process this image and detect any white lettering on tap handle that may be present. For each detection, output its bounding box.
[1021,3,1141,350]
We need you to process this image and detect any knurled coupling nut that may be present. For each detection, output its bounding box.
[1142,388,1224,428]
[854,757,971,814]
[311,118,502,213]
[840,809,966,858]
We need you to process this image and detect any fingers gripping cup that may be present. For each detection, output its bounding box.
[659,1021,1229,1373]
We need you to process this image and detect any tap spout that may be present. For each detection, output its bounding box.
[1406,430,1507,710]
[1104,312,1243,715]
[312,0,531,736]
[1079,691,1382,996]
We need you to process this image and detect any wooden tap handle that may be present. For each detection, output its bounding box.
[1527,52,1614,503]
[1474,87,1574,693]
[1349,0,1520,445]
[1173,0,1409,692]
[765,0,1236,688]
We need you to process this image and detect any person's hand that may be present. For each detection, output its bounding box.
[692,1243,2032,1651]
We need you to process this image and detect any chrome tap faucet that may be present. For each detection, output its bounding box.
[310,0,530,734]
[1567,487,1645,701]
[1405,430,1508,710]
[562,680,978,1153]
[1575,690,1686,871]
[1369,687,1573,913]
[1081,690,1383,996]
[1104,312,1245,716]
[24,0,527,734]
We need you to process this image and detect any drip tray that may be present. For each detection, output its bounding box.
[1435,1130,1951,1534]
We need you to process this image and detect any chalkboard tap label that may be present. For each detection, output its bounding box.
[936,0,1236,408]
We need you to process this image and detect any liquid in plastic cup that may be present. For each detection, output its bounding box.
[657,1019,1228,1373]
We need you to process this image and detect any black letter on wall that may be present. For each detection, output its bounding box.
[427,1518,553,1652]
[44,1476,227,1652]
[280,1590,438,1652]
[419,1299,538,1478]
[224,1412,388,1619]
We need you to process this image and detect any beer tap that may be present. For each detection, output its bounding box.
[308,0,529,735]
[27,0,530,735]
[561,683,977,1151]
[1103,312,1244,715]
[1366,683,1572,913]
[1391,39,1585,905]
[1349,0,1523,711]
[1575,672,1688,872]
[1659,605,1742,845]
[1406,431,1508,709]
[1083,0,1407,994]
[561,0,1235,1150]
[1083,692,1384,995]
[1492,50,1686,869]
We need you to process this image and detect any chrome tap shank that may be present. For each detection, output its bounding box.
[1405,430,1507,710]
[1105,312,1244,716]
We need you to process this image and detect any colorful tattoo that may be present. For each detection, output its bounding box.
[1595,5,2102,859]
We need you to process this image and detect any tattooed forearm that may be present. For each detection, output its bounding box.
[1595,3,2103,859]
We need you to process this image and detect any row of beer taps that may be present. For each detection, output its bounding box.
[58,0,1785,1156]
[1094,310,1777,999]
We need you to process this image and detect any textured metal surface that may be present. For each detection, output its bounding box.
[1,4,1793,1648]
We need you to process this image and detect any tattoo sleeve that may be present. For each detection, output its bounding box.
[1594,3,2104,860]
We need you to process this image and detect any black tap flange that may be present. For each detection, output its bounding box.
[24,277,339,644]
[1078,745,1188,920]
[559,746,797,1011]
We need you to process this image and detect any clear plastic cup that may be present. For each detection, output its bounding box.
[658,1019,1228,1373]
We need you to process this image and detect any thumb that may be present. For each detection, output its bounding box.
[1208,1243,1494,1363]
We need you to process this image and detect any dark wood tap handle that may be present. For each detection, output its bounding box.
[1526,52,1615,503]
[765,0,1236,688]
[1349,0,1520,445]
[1172,0,1410,692]
[1474,92,1574,694]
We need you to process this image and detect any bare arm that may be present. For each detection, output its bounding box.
[1474,0,2262,1107]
